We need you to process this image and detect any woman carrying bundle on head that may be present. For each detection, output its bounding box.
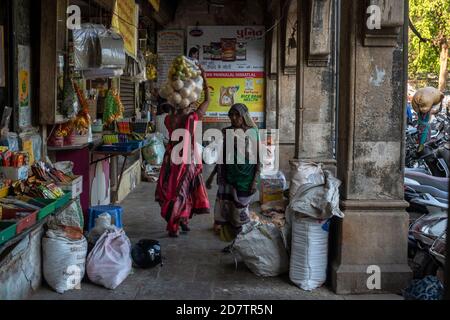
[155,66,211,238]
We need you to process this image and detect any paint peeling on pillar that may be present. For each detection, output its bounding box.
[369,66,386,87]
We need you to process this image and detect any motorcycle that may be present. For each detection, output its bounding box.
[405,110,449,177]
[408,211,447,279]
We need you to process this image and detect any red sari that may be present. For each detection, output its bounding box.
[155,111,210,234]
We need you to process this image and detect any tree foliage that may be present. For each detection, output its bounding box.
[409,0,450,82]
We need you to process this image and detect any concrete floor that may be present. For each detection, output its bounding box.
[30,181,403,300]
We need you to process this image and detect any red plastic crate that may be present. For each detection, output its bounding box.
[2,209,38,234]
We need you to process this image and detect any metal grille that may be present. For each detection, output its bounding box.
[119,77,136,117]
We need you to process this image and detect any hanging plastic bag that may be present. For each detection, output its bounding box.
[73,24,126,70]
[61,77,80,119]
[86,228,132,290]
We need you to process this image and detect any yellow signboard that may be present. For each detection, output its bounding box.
[112,0,138,58]
[203,72,265,123]
[149,0,160,12]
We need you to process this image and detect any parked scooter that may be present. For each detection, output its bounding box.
[405,110,449,177]
[408,212,447,279]
[404,169,448,214]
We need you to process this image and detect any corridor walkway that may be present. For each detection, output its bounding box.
[30,182,402,300]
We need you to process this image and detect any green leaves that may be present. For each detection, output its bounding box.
[409,0,450,82]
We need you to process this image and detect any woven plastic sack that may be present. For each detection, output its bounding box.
[234,221,289,277]
[289,217,329,291]
[43,230,87,294]
[289,162,324,201]
[290,171,344,220]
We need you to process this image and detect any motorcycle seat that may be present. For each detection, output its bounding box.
[405,171,449,191]
[404,183,449,200]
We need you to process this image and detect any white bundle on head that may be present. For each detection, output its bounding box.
[161,56,204,109]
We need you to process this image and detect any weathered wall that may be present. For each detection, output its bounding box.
[266,0,337,178]
[166,0,265,28]
[331,0,411,294]
[0,227,43,300]
[338,14,404,201]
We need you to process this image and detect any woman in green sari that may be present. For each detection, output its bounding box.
[206,104,261,251]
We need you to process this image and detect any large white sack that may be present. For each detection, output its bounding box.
[234,221,289,277]
[290,171,344,220]
[289,162,324,201]
[86,228,132,289]
[289,217,329,291]
[42,230,87,294]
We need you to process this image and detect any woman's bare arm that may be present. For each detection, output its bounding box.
[196,66,210,118]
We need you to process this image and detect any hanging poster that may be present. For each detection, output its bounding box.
[17,45,32,128]
[0,26,5,87]
[112,0,138,58]
[187,26,265,123]
[157,30,185,88]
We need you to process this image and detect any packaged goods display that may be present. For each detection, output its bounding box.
[221,38,237,62]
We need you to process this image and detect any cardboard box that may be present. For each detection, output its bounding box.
[57,175,83,199]
[260,175,285,204]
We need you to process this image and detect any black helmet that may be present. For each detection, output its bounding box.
[131,239,162,269]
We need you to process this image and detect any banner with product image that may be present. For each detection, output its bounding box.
[187,26,265,123]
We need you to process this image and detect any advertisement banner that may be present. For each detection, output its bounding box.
[187,26,265,123]
[112,0,138,58]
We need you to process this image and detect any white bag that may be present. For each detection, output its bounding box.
[290,171,344,220]
[42,230,87,294]
[234,221,289,277]
[87,212,116,245]
[289,217,329,291]
[86,228,132,289]
[289,162,324,201]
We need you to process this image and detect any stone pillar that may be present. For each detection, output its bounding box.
[330,0,412,294]
[293,0,338,176]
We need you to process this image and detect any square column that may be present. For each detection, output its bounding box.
[330,0,412,294]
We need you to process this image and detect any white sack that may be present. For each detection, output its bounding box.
[234,221,289,277]
[290,171,344,220]
[42,230,87,294]
[289,217,329,291]
[86,228,132,290]
[289,162,324,201]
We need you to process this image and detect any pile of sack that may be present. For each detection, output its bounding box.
[232,162,344,292]
[284,162,344,291]
[42,208,133,293]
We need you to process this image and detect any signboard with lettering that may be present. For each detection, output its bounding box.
[187,26,265,123]
[157,30,185,88]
